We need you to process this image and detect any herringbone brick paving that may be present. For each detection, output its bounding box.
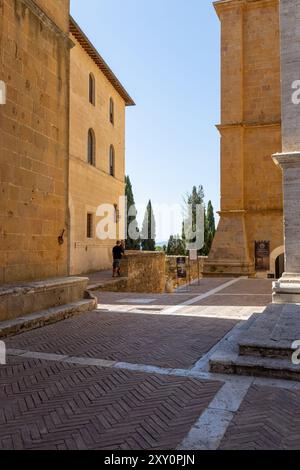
[220,385,300,450]
[0,357,221,450]
[2,278,288,450]
[6,311,238,368]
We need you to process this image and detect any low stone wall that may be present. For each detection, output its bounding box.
[124,251,166,293]
[166,256,207,289]
[98,251,166,294]
[95,253,207,294]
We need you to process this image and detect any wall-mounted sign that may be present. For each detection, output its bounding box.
[255,241,270,271]
[177,257,187,279]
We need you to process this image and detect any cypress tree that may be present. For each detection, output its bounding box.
[125,176,140,250]
[141,200,156,251]
[206,200,216,235]
[183,185,205,253]
[203,201,216,255]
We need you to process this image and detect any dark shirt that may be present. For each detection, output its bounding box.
[113,245,124,260]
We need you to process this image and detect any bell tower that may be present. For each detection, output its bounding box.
[203,0,283,278]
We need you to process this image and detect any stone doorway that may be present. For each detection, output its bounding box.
[275,253,285,279]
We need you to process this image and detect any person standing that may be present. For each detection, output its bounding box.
[112,240,124,277]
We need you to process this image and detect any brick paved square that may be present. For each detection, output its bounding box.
[6,311,238,369]
[220,279,272,296]
[0,357,222,450]
[220,384,300,450]
[194,294,271,307]
[95,278,237,307]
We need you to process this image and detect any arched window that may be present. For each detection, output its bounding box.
[89,73,95,105]
[109,145,115,176]
[109,98,114,124]
[88,129,96,166]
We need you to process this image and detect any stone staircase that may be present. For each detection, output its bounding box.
[0,277,97,338]
[210,303,300,381]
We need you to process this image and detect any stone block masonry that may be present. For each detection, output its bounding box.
[204,0,283,278]
[166,256,207,289]
[96,251,166,294]
[272,0,300,303]
[0,0,71,283]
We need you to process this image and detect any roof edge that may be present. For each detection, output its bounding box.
[70,16,135,107]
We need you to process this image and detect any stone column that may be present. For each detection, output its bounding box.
[272,0,300,303]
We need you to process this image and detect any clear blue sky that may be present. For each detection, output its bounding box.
[71,0,221,241]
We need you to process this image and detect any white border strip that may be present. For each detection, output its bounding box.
[162,278,245,315]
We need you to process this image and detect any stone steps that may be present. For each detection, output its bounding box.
[237,303,295,359]
[0,293,97,339]
[239,338,293,359]
[209,303,300,381]
[210,350,300,382]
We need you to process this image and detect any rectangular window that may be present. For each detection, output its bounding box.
[89,74,95,105]
[87,213,94,239]
[110,98,114,125]
[114,204,119,223]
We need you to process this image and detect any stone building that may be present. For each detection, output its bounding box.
[69,18,135,275]
[203,0,284,279]
[0,0,135,283]
[0,0,71,284]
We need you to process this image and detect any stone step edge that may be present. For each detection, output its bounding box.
[88,277,129,291]
[210,351,300,382]
[0,293,97,339]
[0,276,89,298]
[239,338,293,359]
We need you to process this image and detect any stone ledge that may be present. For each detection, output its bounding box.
[88,277,129,292]
[0,277,89,298]
[273,274,300,303]
[0,277,90,322]
[0,295,97,339]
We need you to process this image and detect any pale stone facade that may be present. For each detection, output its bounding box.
[0,0,71,284]
[69,19,134,275]
[272,0,300,303]
[204,0,284,279]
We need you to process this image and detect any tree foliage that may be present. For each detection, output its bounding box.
[141,200,156,251]
[166,235,186,256]
[125,176,140,250]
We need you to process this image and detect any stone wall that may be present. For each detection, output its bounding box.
[98,251,166,294]
[0,0,70,284]
[166,256,207,289]
[124,252,166,293]
[33,0,69,32]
